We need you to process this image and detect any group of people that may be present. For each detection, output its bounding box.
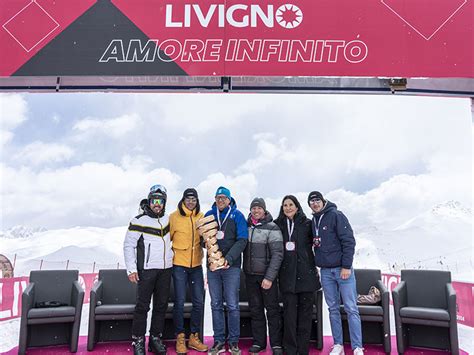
[123,184,364,355]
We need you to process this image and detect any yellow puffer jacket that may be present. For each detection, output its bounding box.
[170,203,204,268]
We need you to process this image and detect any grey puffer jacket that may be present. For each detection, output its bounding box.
[243,212,284,282]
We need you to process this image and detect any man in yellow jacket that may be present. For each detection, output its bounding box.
[170,188,208,354]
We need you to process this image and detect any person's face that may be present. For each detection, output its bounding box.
[184,197,197,211]
[149,198,165,214]
[283,198,298,219]
[251,206,265,220]
[215,195,231,211]
[309,197,324,213]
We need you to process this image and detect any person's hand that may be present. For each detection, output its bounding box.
[261,279,272,289]
[128,272,139,283]
[340,268,351,280]
[222,259,230,269]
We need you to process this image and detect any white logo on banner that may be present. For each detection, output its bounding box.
[165,4,303,28]
[276,4,303,29]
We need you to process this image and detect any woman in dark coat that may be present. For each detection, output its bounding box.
[274,195,321,355]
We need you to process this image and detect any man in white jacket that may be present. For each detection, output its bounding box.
[123,184,173,355]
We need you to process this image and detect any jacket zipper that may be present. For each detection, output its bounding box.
[146,243,151,266]
[190,214,194,268]
[249,227,255,270]
[158,219,166,268]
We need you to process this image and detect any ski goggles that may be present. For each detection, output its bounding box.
[149,184,167,195]
[150,198,165,206]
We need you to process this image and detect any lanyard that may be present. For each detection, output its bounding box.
[217,207,231,231]
[286,218,295,241]
[312,214,324,236]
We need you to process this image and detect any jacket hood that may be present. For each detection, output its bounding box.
[211,197,237,214]
[179,201,199,217]
[139,198,164,218]
[312,200,337,217]
[247,211,273,226]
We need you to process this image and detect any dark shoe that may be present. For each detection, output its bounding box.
[148,335,167,354]
[229,342,241,355]
[132,336,145,355]
[208,341,226,355]
[249,344,266,354]
[272,346,284,355]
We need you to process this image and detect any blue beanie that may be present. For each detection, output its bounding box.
[215,186,231,200]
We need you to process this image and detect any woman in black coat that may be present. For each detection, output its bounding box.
[274,195,321,355]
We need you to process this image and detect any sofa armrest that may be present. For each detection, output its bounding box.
[90,280,103,306]
[72,280,85,308]
[392,280,407,311]
[21,282,35,317]
[446,283,457,321]
[377,279,390,309]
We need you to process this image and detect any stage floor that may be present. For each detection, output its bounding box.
[4,336,464,354]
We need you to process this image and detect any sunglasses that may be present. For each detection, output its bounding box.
[309,198,323,204]
[215,196,229,201]
[185,197,197,203]
[150,198,165,205]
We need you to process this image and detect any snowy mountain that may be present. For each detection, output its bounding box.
[0,225,47,239]
[1,200,471,281]
[354,200,472,281]
[1,226,127,277]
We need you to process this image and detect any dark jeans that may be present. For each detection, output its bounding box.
[282,292,314,355]
[245,274,282,348]
[172,265,205,334]
[132,268,172,337]
[207,266,241,343]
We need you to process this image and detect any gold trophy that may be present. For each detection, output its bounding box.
[196,215,226,271]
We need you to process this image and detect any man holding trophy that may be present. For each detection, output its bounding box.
[197,186,248,355]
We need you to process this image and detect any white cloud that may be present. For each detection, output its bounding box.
[15,141,74,165]
[0,162,181,229]
[0,130,13,146]
[73,113,142,139]
[0,94,28,130]
[236,133,297,174]
[120,154,154,171]
[197,172,258,213]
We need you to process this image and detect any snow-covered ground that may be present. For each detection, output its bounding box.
[0,200,472,352]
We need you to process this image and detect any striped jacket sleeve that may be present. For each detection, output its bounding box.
[123,219,141,275]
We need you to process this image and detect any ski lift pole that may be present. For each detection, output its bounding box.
[66,260,69,270]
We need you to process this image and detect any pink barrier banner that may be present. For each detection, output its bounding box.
[1,273,473,327]
[0,0,472,77]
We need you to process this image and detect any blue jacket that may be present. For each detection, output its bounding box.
[205,198,248,268]
[312,201,355,269]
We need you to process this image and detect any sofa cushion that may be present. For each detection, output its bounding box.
[95,304,135,315]
[400,307,450,321]
[28,306,76,319]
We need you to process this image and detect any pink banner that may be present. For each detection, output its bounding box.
[1,273,473,327]
[1,0,472,77]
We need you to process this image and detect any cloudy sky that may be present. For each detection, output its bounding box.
[0,93,472,230]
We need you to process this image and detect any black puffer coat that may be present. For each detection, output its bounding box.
[275,211,321,294]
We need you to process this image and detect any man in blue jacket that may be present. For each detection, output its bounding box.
[206,186,248,355]
[308,191,363,355]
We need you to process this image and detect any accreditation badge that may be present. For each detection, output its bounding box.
[285,241,296,251]
[216,231,225,240]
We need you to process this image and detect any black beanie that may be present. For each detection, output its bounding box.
[250,197,266,210]
[307,191,326,205]
[183,188,198,199]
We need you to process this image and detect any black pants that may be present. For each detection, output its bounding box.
[245,274,282,348]
[282,292,314,355]
[132,268,172,337]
